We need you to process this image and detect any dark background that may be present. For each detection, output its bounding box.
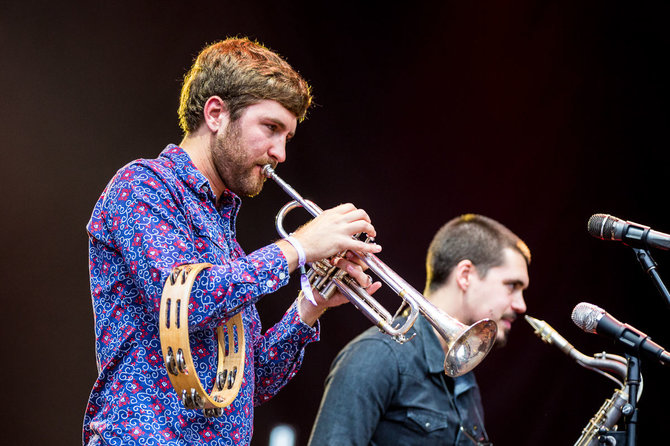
[2,1,669,445]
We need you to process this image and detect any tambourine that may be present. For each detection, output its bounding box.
[159,263,245,417]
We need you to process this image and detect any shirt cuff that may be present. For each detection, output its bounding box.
[286,300,321,345]
[245,243,291,294]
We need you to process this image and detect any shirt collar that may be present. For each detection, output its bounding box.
[416,314,478,395]
[159,144,241,208]
[415,315,448,374]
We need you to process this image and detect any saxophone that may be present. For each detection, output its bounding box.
[525,316,640,446]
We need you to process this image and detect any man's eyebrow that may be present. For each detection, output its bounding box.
[504,279,528,288]
[265,117,295,139]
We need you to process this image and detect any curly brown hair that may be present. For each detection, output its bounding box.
[178,37,312,134]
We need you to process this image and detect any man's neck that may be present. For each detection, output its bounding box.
[424,284,466,354]
[180,132,226,199]
[424,284,465,322]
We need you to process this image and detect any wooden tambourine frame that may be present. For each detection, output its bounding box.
[159,263,245,417]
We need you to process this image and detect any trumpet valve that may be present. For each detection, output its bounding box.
[305,259,349,301]
[320,282,339,300]
[311,259,333,277]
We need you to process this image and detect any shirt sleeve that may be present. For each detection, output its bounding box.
[307,337,399,446]
[252,300,320,406]
[88,163,289,330]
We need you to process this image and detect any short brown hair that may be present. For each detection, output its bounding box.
[178,37,312,134]
[425,214,531,293]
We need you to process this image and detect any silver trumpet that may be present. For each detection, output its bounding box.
[263,164,497,377]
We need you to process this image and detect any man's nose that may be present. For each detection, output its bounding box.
[268,141,286,164]
[512,293,527,314]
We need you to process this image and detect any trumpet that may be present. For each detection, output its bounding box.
[263,164,497,377]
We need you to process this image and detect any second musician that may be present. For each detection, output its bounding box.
[308,214,531,446]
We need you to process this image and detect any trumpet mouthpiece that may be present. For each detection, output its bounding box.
[262,164,275,178]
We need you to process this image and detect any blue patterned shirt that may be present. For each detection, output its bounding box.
[84,145,319,445]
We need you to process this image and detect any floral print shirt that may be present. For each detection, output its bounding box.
[84,144,319,445]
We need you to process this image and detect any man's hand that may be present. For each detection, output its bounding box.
[297,253,383,326]
[274,202,384,325]
[293,203,381,262]
[275,203,382,273]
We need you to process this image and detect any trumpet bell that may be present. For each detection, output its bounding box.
[444,319,497,377]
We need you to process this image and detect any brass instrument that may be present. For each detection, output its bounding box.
[525,316,641,445]
[264,164,497,377]
[576,387,629,446]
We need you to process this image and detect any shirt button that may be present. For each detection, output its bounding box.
[279,272,286,280]
[266,279,275,287]
[425,422,431,428]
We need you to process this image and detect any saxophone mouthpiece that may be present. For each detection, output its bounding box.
[524,315,552,344]
[524,315,543,332]
[524,315,574,354]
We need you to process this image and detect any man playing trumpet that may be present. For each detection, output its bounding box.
[84,37,381,446]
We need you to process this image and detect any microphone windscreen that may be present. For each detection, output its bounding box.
[571,302,604,333]
[587,214,614,240]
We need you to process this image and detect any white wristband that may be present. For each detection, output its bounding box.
[285,235,316,306]
[285,235,306,267]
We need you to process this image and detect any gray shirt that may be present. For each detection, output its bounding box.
[308,315,490,446]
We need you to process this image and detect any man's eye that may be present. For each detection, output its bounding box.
[266,124,277,132]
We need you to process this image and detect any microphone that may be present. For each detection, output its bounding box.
[587,214,670,250]
[571,302,669,365]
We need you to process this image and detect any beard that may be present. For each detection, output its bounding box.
[211,120,268,198]
[494,329,509,349]
[493,315,516,349]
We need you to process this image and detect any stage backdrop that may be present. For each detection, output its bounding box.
[1,1,668,445]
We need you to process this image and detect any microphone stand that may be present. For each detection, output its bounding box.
[632,248,670,309]
[624,354,641,446]
[596,354,640,446]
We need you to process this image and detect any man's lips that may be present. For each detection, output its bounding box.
[257,162,275,176]
[499,319,513,331]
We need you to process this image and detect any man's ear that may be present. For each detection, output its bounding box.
[454,259,475,292]
[202,96,230,132]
